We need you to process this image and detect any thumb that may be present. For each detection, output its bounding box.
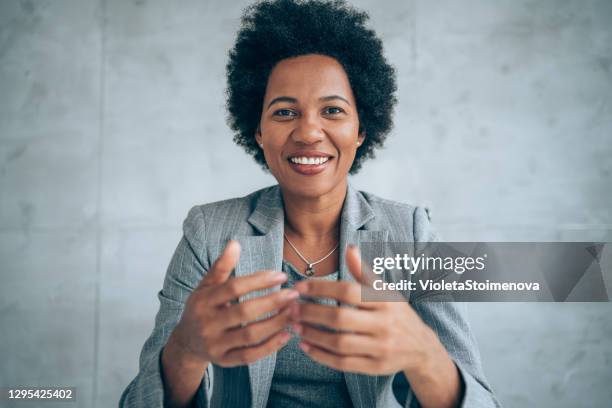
[199,240,241,287]
[345,244,373,286]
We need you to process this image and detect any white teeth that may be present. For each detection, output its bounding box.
[290,156,330,165]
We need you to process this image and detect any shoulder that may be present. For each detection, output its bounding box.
[181,185,276,240]
[358,189,438,242]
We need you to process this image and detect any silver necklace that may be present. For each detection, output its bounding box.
[283,233,339,277]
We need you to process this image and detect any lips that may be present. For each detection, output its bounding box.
[286,150,334,176]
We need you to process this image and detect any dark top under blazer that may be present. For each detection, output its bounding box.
[119,182,501,408]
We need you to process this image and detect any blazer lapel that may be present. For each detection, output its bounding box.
[340,182,390,408]
[231,186,285,408]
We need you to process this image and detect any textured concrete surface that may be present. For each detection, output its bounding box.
[1,0,611,407]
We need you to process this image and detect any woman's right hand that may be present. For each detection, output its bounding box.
[169,240,298,367]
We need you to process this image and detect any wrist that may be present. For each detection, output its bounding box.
[403,328,444,380]
[161,330,210,408]
[165,328,210,371]
[401,331,462,408]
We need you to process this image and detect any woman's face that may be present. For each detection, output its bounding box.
[257,54,364,199]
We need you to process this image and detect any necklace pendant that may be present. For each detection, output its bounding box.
[305,264,315,276]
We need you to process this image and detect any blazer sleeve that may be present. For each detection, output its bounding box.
[119,206,213,408]
[402,207,502,408]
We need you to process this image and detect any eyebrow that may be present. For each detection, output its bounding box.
[319,95,351,106]
[267,95,351,109]
[267,96,298,109]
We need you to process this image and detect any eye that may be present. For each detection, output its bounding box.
[323,106,345,115]
[273,109,297,117]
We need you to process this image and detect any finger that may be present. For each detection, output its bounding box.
[345,244,365,284]
[294,280,375,308]
[295,323,378,357]
[345,244,378,288]
[296,303,380,333]
[221,329,292,366]
[199,240,241,287]
[208,270,288,306]
[217,289,299,328]
[220,305,293,351]
[299,341,377,374]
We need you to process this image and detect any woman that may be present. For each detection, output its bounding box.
[120,1,499,407]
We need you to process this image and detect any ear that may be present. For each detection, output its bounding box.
[357,129,366,146]
[255,126,263,147]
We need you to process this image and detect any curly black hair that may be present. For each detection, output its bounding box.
[226,0,397,174]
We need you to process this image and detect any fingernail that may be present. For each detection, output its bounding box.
[271,272,287,282]
[279,332,291,344]
[299,342,310,352]
[283,290,299,300]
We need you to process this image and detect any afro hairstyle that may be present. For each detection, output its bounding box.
[226,0,397,173]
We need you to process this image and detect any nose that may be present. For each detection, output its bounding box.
[291,112,325,144]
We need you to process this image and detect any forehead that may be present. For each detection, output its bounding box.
[264,54,355,102]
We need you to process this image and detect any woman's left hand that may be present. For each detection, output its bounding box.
[292,245,463,408]
[291,245,440,376]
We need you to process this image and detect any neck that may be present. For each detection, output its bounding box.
[281,180,348,240]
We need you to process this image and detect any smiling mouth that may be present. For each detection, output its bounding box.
[286,154,333,176]
[288,156,331,165]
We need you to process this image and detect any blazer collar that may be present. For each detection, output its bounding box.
[246,181,375,235]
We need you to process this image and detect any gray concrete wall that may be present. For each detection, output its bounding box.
[1,0,611,407]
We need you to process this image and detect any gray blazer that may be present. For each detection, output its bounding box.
[119,183,500,408]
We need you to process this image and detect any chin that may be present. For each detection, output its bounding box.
[281,177,344,199]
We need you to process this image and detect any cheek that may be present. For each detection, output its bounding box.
[340,146,358,166]
[262,120,291,144]
[333,124,359,154]
[260,125,283,150]
[262,140,287,171]
[266,138,286,156]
